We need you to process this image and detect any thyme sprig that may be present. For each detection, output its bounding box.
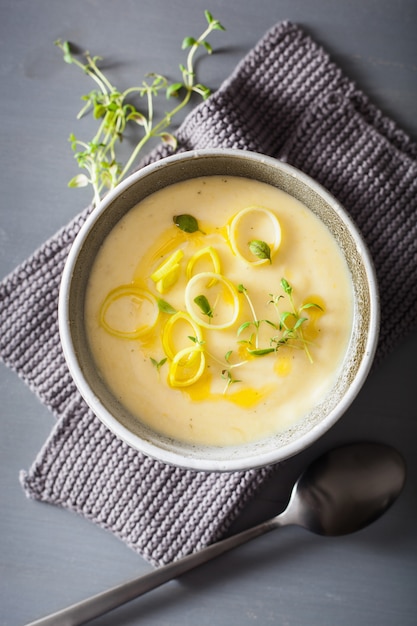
[154,279,322,391]
[55,11,225,207]
[150,357,167,372]
[237,284,277,351]
[189,337,246,394]
[269,278,323,363]
[237,279,323,363]
[221,350,245,393]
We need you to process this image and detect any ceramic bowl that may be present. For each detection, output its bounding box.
[59,149,379,471]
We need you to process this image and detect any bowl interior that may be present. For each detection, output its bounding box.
[60,149,379,471]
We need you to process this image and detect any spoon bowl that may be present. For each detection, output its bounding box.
[26,442,406,626]
[278,442,406,536]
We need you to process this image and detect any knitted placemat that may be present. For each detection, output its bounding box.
[1,21,416,567]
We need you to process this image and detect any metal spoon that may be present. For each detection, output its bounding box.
[26,442,406,626]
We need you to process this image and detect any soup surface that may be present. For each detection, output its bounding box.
[85,175,354,446]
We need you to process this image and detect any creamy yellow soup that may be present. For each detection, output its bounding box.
[85,176,353,446]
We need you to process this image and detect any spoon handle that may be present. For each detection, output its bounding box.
[26,517,280,626]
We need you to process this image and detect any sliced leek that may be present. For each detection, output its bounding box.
[228,206,281,265]
[185,271,240,330]
[150,248,184,282]
[186,246,221,282]
[154,263,181,294]
[168,345,206,387]
[162,311,203,360]
[100,286,159,339]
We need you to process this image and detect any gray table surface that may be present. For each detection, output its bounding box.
[1,1,417,625]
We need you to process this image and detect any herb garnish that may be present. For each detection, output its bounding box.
[150,357,168,372]
[157,298,177,314]
[55,11,225,207]
[221,350,245,393]
[236,279,323,364]
[173,214,200,233]
[194,294,213,319]
[248,240,272,264]
[268,278,323,363]
[237,283,277,350]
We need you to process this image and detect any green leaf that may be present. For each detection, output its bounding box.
[187,336,205,346]
[221,369,241,387]
[202,41,213,54]
[293,317,308,330]
[182,36,197,49]
[173,214,199,233]
[68,173,89,188]
[237,321,252,336]
[281,278,292,295]
[126,111,147,125]
[204,11,226,31]
[300,302,324,311]
[224,350,233,363]
[212,21,226,31]
[247,348,276,356]
[57,40,74,64]
[150,357,167,371]
[159,133,178,149]
[100,170,113,189]
[68,133,79,150]
[279,311,295,328]
[204,10,214,23]
[166,82,184,98]
[157,298,176,314]
[93,103,106,119]
[193,83,211,100]
[249,240,272,263]
[194,294,213,318]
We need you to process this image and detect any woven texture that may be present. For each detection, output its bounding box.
[0,22,416,567]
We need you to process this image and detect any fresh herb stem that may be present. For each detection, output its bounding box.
[55,11,225,207]
[269,278,323,363]
[221,369,242,394]
[189,337,246,394]
[237,284,278,350]
[150,357,167,373]
[239,284,258,328]
[236,279,321,365]
[283,279,312,361]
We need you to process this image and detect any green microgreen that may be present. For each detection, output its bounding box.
[237,283,277,349]
[150,357,167,372]
[188,335,205,346]
[268,278,323,363]
[247,347,276,356]
[221,368,242,394]
[55,11,225,207]
[235,278,322,366]
[220,350,247,393]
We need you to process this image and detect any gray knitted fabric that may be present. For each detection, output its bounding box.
[1,22,416,567]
